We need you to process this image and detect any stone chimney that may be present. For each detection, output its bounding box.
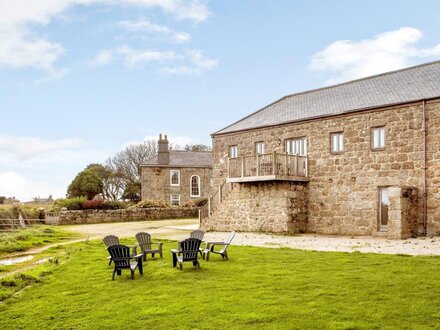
[158,133,169,165]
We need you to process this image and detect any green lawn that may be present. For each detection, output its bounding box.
[1,239,440,329]
[0,225,80,257]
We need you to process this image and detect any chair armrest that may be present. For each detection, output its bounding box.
[133,253,144,259]
[206,241,227,248]
[170,249,181,254]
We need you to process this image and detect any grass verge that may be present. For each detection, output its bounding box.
[0,240,440,329]
[0,225,80,257]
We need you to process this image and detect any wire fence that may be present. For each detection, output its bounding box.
[0,218,51,233]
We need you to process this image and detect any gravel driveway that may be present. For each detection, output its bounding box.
[64,219,440,256]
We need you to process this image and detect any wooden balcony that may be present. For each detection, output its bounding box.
[227,152,309,183]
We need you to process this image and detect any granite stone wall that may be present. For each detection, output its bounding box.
[203,182,307,234]
[58,207,198,225]
[386,186,418,239]
[207,99,440,237]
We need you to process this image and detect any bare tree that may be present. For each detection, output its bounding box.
[106,140,158,200]
[183,144,212,152]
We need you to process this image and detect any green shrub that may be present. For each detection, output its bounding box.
[53,198,128,211]
[20,206,40,219]
[102,201,128,210]
[53,197,87,210]
[0,206,16,219]
[130,200,170,209]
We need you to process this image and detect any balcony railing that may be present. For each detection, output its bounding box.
[227,152,308,182]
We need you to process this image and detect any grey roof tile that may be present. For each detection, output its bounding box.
[140,151,212,168]
[214,61,440,135]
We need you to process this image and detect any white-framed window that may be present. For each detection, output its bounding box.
[285,137,307,156]
[190,175,200,197]
[255,142,265,155]
[330,132,344,154]
[170,170,180,186]
[372,127,386,149]
[170,194,180,206]
[229,145,238,158]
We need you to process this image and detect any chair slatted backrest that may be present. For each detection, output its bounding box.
[135,232,152,250]
[190,230,205,241]
[107,245,131,268]
[180,238,202,261]
[103,235,119,248]
[221,231,236,253]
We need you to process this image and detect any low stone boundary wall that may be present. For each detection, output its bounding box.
[58,207,198,225]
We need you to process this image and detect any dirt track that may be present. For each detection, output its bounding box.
[64,218,440,256]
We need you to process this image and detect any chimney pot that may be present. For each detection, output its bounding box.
[158,133,170,165]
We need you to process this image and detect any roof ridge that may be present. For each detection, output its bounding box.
[212,59,440,136]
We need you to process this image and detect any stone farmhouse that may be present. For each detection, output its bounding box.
[201,61,440,239]
[139,134,212,206]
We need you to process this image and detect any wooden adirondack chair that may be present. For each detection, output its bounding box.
[171,238,202,270]
[135,232,163,261]
[190,229,205,241]
[103,235,120,265]
[107,245,144,280]
[203,231,236,261]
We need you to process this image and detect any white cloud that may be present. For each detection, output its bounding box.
[161,49,218,75]
[92,46,182,67]
[0,134,113,201]
[310,27,440,84]
[120,18,191,43]
[93,47,217,74]
[0,134,82,160]
[0,0,209,78]
[0,171,66,201]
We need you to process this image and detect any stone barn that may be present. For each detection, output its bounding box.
[202,61,440,239]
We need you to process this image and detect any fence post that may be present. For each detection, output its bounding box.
[241,156,244,177]
[272,151,277,175]
[284,154,288,176]
[227,157,230,178]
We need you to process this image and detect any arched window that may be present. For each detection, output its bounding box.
[190,175,200,197]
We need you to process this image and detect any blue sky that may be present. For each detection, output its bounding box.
[1,0,440,201]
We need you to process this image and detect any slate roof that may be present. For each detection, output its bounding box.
[214,60,440,135]
[140,151,212,168]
